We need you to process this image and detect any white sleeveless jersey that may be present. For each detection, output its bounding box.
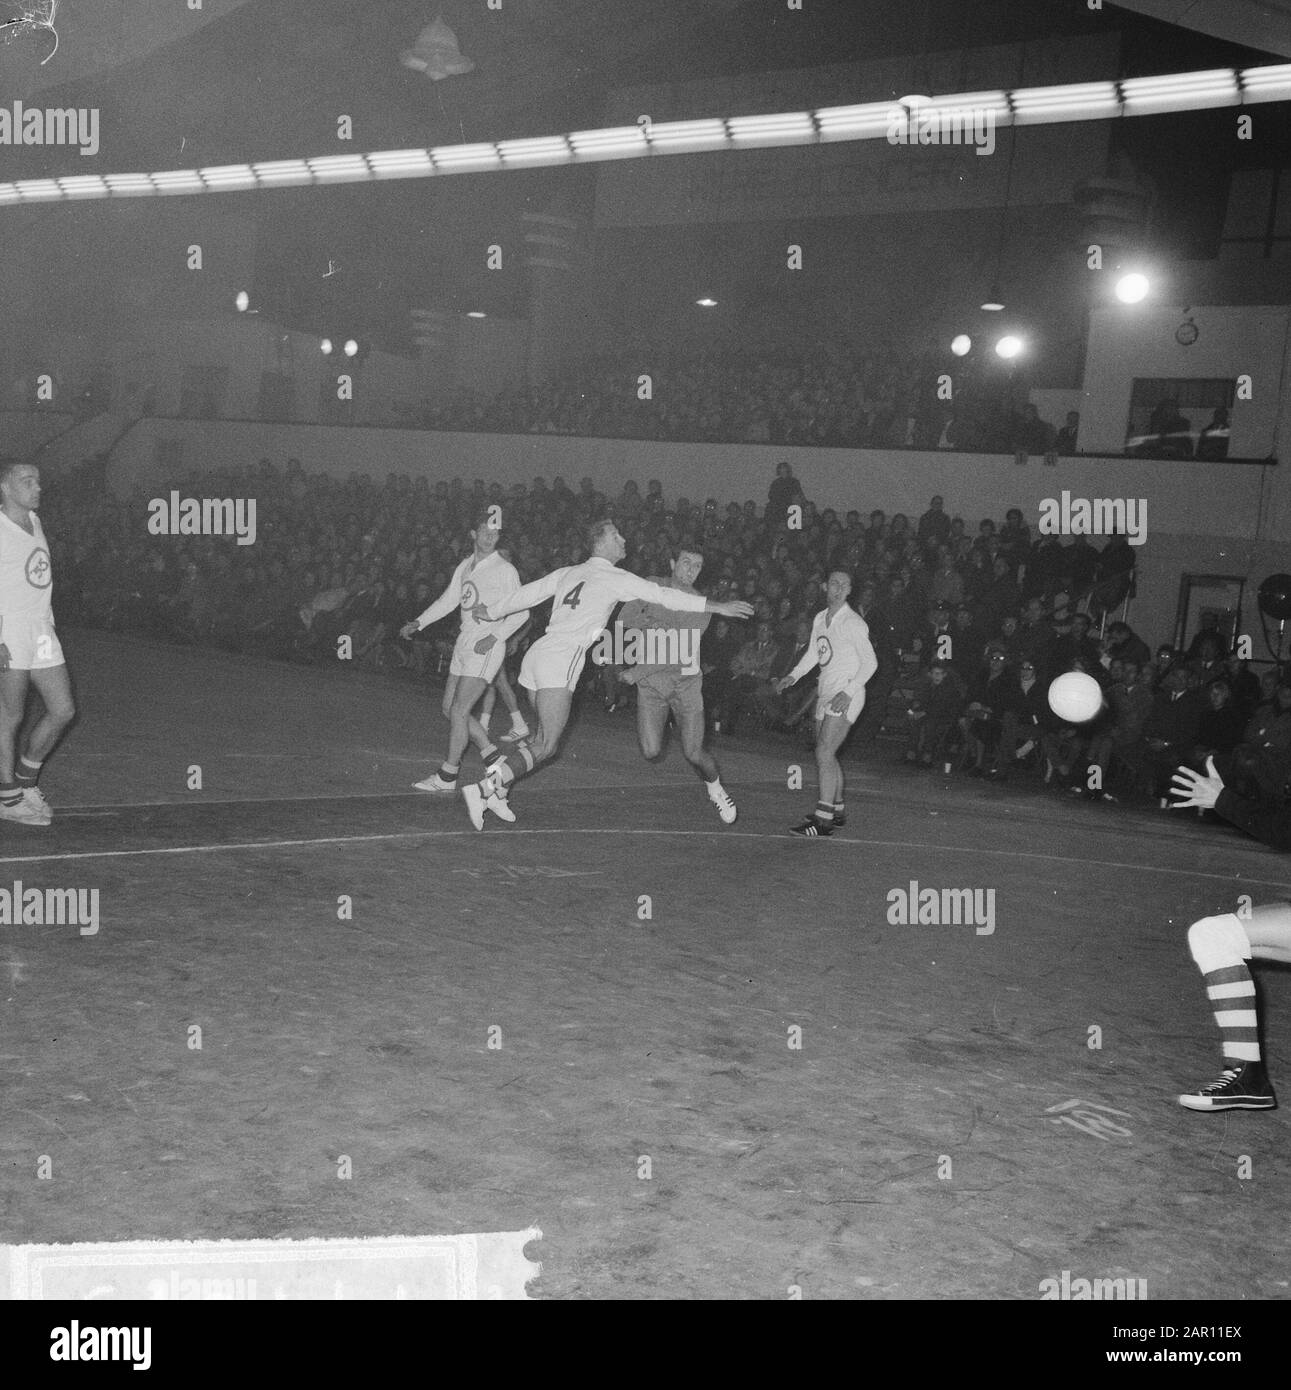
[492,556,706,653]
[0,511,54,621]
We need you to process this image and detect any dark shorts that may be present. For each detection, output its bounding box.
[637,671,705,721]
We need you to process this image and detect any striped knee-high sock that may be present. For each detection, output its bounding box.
[485,743,535,791]
[1205,963,1261,1065]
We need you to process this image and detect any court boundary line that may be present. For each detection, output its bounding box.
[2,826,1288,889]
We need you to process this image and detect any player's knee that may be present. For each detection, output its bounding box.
[641,739,664,761]
[46,691,75,725]
[1187,913,1251,972]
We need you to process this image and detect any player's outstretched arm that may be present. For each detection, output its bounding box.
[774,628,819,693]
[1174,756,1291,849]
[474,568,565,623]
[706,599,754,620]
[400,569,461,639]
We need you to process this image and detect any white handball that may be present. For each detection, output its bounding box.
[1048,670,1104,724]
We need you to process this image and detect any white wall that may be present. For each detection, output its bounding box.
[1082,303,1289,462]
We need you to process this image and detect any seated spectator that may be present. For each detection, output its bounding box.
[1137,665,1206,799]
[1050,611,1102,674]
[1084,660,1154,798]
[1192,680,1247,764]
[1228,679,1291,801]
[998,508,1031,566]
[1186,614,1229,662]
[904,660,965,765]
[725,620,785,732]
[990,658,1050,779]
[1224,653,1262,717]
[958,650,1013,773]
[1103,619,1150,672]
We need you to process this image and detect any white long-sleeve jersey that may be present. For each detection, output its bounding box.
[784,604,878,698]
[412,550,527,643]
[487,555,706,653]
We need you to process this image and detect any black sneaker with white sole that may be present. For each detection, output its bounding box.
[790,817,834,838]
[1178,1061,1276,1111]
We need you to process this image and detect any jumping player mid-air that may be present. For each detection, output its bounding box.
[400,513,529,810]
[772,570,877,838]
[459,519,753,829]
[614,545,737,824]
[0,460,76,827]
[1170,753,1287,1111]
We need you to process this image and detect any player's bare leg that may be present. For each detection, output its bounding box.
[415,673,496,792]
[1178,902,1290,1111]
[675,702,736,823]
[792,712,851,837]
[491,663,530,742]
[0,665,73,825]
[462,686,572,829]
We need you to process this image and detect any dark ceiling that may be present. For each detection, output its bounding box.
[2,0,1287,352]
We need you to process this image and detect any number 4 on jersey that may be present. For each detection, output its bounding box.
[562,582,585,609]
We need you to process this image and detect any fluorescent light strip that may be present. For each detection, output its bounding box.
[3,63,1289,206]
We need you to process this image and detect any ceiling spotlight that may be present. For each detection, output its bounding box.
[465,311,487,319]
[235,290,250,312]
[950,334,972,356]
[696,298,718,308]
[981,298,1005,312]
[320,338,334,355]
[344,339,359,357]
[994,335,1024,359]
[1115,272,1150,304]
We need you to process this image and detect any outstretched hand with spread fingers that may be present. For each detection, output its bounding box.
[1170,755,1225,810]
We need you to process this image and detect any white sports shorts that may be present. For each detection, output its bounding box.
[520,636,586,693]
[1,614,64,671]
[449,631,508,682]
[816,684,865,724]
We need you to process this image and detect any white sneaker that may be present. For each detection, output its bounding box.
[708,787,737,824]
[413,773,458,792]
[23,786,52,822]
[462,783,488,831]
[499,727,530,744]
[0,795,49,827]
[487,792,516,823]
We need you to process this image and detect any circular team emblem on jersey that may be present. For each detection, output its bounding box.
[816,635,833,666]
[460,580,478,610]
[26,548,52,589]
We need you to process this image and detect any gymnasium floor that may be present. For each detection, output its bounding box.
[2,630,1288,1300]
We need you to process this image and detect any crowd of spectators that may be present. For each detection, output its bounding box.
[40,454,1280,812]
[416,345,1080,456]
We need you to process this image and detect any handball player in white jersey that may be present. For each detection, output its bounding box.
[0,461,75,826]
[400,511,528,802]
[773,570,877,837]
[459,519,753,828]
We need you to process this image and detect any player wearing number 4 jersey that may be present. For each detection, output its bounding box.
[400,512,529,811]
[0,461,75,828]
[773,570,877,837]
[459,519,754,829]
